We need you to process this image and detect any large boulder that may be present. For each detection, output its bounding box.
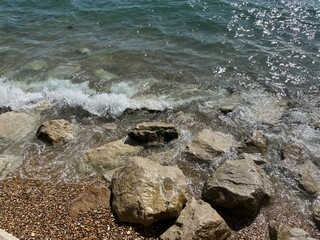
[0,155,23,180]
[36,119,74,146]
[160,198,231,240]
[128,122,178,144]
[185,129,236,163]
[111,157,188,226]
[202,159,272,217]
[0,111,40,142]
[80,138,143,171]
[269,221,317,240]
[69,185,110,217]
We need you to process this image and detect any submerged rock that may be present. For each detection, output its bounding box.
[185,129,236,163]
[269,221,317,240]
[202,159,272,217]
[0,155,23,180]
[69,185,110,217]
[128,122,178,144]
[0,111,40,142]
[111,157,188,226]
[36,119,74,146]
[160,198,231,240]
[80,138,143,171]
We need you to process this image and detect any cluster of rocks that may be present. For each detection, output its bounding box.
[0,105,319,239]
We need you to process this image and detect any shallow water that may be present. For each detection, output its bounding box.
[0,2,320,236]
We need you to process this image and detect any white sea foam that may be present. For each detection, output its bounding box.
[0,77,173,117]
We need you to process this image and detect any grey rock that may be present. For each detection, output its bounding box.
[0,229,20,240]
[160,198,231,240]
[128,122,178,144]
[269,221,317,240]
[0,111,40,142]
[80,138,143,171]
[0,155,23,180]
[36,119,74,146]
[185,129,236,163]
[111,157,188,226]
[202,159,272,217]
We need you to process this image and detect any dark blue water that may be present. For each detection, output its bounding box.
[0,0,319,115]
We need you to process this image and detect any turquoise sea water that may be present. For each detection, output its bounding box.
[0,0,319,115]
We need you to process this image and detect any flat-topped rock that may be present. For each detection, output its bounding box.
[111,157,188,226]
[80,138,143,171]
[202,159,272,217]
[185,129,236,163]
[36,119,74,146]
[0,111,40,142]
[128,122,178,144]
[160,198,231,240]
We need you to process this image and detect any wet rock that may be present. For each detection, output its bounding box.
[312,198,320,229]
[123,107,163,115]
[69,185,110,217]
[36,119,74,146]
[282,144,304,164]
[269,221,317,240]
[77,47,91,55]
[202,159,272,217]
[281,144,320,195]
[0,155,23,180]
[249,97,287,125]
[94,69,117,81]
[80,138,143,171]
[238,153,268,165]
[239,130,267,155]
[160,198,231,240]
[218,105,235,114]
[185,129,236,163]
[0,111,40,141]
[111,157,188,226]
[0,229,20,240]
[128,122,178,144]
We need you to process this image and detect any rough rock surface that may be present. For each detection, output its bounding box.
[36,119,74,145]
[269,221,317,240]
[80,138,143,171]
[185,129,236,163]
[281,144,320,195]
[0,111,40,141]
[0,229,20,240]
[312,198,320,229]
[238,153,268,165]
[240,130,267,155]
[160,198,231,240]
[202,159,272,217]
[111,157,188,226]
[0,155,23,180]
[128,122,178,144]
[69,185,110,217]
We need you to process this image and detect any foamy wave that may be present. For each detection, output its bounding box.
[0,78,172,117]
